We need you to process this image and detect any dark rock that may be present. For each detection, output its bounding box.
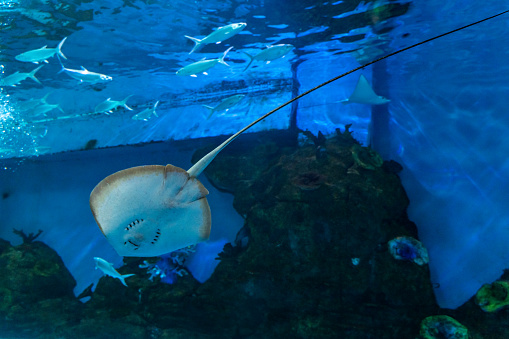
[0,240,83,337]
[382,159,404,174]
[12,130,509,338]
[187,131,438,337]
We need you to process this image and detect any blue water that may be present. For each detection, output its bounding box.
[1,0,509,311]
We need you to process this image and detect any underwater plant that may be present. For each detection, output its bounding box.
[139,246,195,284]
[12,228,42,244]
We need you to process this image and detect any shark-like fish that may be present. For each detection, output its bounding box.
[0,65,44,87]
[95,96,133,114]
[15,37,67,64]
[243,44,294,71]
[176,47,233,77]
[185,23,246,54]
[93,257,135,287]
[60,65,112,83]
[203,94,245,119]
[132,101,159,121]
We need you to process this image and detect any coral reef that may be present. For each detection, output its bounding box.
[139,246,195,284]
[420,315,469,339]
[0,236,82,337]
[2,129,509,337]
[475,281,509,313]
[388,236,429,265]
[12,228,43,243]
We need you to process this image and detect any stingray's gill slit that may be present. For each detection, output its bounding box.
[90,9,509,258]
[125,218,144,231]
[152,228,161,245]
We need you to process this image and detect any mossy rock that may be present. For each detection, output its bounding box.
[475,281,509,312]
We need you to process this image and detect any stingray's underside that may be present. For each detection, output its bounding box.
[90,164,211,257]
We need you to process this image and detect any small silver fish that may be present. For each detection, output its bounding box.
[94,257,135,287]
[0,65,44,87]
[15,37,67,64]
[185,23,246,54]
[60,65,112,83]
[18,92,51,111]
[95,95,133,114]
[29,102,64,117]
[132,101,159,121]
[243,44,294,71]
[203,94,245,118]
[176,47,233,77]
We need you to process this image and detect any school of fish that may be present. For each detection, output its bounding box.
[1,22,297,126]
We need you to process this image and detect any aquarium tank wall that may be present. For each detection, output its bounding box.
[1,0,509,337]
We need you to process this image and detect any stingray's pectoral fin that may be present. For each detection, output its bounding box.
[163,164,209,205]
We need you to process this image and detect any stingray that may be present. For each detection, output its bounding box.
[90,10,509,258]
[340,74,390,105]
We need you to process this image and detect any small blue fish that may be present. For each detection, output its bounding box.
[132,101,159,121]
[60,64,112,83]
[243,44,294,71]
[29,102,64,117]
[0,65,44,87]
[95,95,133,114]
[176,47,233,77]
[18,92,52,111]
[203,94,245,119]
[94,257,135,287]
[185,23,246,54]
[15,37,67,64]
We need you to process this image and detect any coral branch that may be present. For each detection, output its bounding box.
[12,228,43,243]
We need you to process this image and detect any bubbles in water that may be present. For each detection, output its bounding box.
[0,87,39,160]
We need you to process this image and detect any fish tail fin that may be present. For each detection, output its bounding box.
[41,92,51,104]
[57,37,68,60]
[57,104,65,114]
[203,105,215,119]
[242,51,254,71]
[185,35,203,54]
[122,95,133,110]
[29,65,44,85]
[153,101,159,117]
[57,57,66,74]
[219,47,233,66]
[119,273,135,287]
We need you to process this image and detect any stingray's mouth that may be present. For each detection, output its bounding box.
[125,239,141,249]
[123,218,161,249]
[123,218,145,250]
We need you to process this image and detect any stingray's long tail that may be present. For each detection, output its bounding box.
[187,9,509,179]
